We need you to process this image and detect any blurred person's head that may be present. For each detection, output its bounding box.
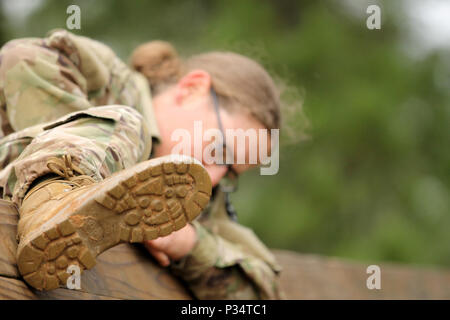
[131,41,282,187]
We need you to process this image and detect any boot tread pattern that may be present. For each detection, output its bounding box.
[97,162,211,242]
[18,220,95,291]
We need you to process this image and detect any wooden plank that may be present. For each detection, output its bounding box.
[273,250,450,299]
[0,199,192,299]
[35,285,118,300]
[0,200,19,278]
[0,276,117,300]
[2,198,450,299]
[0,276,35,299]
[71,244,192,300]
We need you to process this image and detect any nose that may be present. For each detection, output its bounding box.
[203,164,228,187]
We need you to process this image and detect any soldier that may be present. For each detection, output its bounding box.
[0,29,284,299]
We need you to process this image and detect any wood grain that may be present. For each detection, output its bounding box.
[0,200,19,278]
[274,249,450,299]
[0,241,191,300]
[2,199,450,299]
[0,199,191,299]
[0,276,117,300]
[72,244,192,300]
[0,276,35,299]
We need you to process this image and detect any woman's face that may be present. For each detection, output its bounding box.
[152,70,269,187]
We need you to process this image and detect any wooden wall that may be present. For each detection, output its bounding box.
[1,200,450,299]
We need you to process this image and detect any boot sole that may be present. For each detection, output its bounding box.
[16,155,212,291]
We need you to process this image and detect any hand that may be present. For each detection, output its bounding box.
[144,223,197,267]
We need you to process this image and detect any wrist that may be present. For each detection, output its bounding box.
[168,223,197,261]
[169,222,219,275]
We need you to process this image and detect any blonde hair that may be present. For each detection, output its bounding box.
[131,41,291,131]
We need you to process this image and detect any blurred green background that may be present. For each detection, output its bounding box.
[1,0,449,268]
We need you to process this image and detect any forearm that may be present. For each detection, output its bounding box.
[170,221,283,300]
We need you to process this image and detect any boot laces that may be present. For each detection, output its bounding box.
[46,154,96,187]
[22,154,96,206]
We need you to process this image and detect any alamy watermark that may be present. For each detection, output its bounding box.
[366,265,381,290]
[66,264,81,290]
[66,5,81,30]
[170,121,279,175]
[366,4,381,30]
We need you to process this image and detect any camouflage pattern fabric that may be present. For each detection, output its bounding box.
[0,29,283,299]
[171,188,284,299]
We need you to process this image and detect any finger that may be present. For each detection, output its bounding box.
[145,235,173,250]
[146,225,190,249]
[146,246,171,267]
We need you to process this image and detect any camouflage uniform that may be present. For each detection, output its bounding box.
[0,29,283,299]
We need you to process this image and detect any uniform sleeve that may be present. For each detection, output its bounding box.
[0,34,92,132]
[0,29,159,141]
[170,203,285,300]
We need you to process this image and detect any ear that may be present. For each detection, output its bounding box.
[174,70,211,104]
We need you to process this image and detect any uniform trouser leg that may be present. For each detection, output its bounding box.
[0,105,152,206]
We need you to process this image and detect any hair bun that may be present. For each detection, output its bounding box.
[130,40,181,89]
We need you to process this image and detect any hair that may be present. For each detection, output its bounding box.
[130,41,305,134]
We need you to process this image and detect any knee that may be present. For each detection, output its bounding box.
[0,42,37,78]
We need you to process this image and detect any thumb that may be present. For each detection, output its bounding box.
[145,243,171,267]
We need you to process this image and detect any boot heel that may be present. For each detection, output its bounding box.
[17,220,96,291]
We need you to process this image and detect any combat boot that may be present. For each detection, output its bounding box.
[16,154,211,291]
